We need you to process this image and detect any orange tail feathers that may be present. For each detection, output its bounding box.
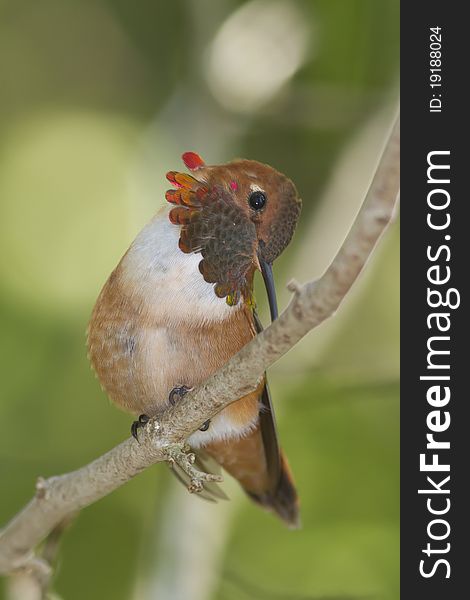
[246,451,300,528]
[204,428,299,528]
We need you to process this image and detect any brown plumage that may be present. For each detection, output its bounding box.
[87,152,301,526]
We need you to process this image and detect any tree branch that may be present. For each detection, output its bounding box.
[0,115,399,583]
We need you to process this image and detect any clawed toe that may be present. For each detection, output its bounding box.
[168,385,192,406]
[168,385,211,432]
[199,420,210,432]
[131,414,150,440]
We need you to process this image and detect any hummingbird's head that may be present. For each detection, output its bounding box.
[166,152,301,320]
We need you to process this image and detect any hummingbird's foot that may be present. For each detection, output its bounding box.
[131,414,150,441]
[168,384,192,406]
[168,385,211,432]
[163,443,223,494]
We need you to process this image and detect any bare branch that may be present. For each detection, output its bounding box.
[0,115,399,582]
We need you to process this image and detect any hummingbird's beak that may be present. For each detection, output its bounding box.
[259,257,279,322]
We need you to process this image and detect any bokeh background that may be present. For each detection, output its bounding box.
[0,1,399,599]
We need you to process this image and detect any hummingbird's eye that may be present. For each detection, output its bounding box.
[248,190,267,211]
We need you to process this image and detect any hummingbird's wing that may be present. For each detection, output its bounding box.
[240,310,299,526]
[252,310,282,491]
[169,449,229,502]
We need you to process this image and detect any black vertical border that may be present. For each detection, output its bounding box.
[401,3,467,599]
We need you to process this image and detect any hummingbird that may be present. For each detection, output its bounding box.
[87,152,302,526]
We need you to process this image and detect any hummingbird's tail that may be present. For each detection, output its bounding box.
[203,379,300,527]
[246,451,300,529]
[204,426,300,528]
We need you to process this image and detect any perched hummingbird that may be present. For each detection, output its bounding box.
[87,152,302,526]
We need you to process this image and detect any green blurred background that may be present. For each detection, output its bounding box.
[0,1,399,599]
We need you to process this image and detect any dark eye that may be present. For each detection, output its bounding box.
[248,190,267,211]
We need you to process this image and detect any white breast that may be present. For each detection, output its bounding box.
[121,206,236,326]
[115,207,257,447]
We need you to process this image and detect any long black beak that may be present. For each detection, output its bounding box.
[259,257,278,322]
